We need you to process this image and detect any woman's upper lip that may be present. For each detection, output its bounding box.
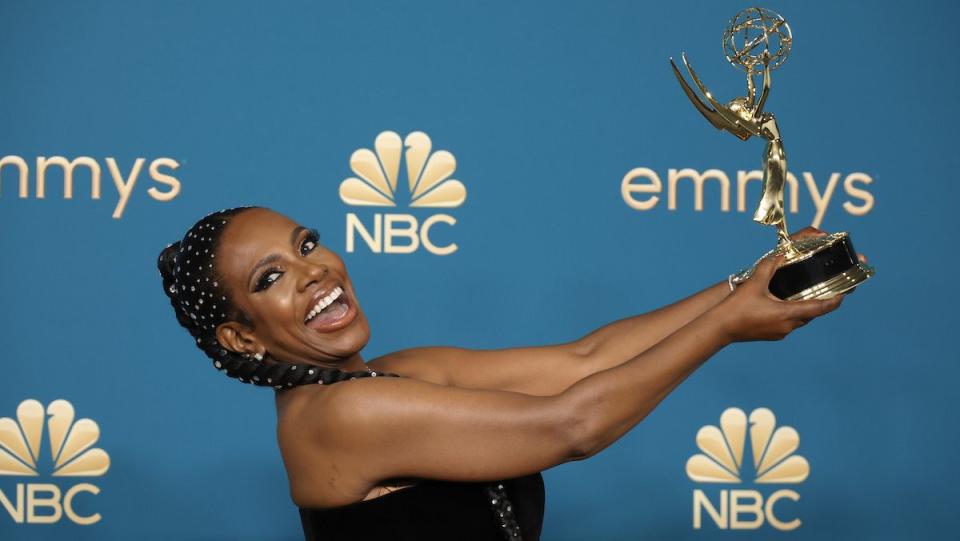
[303,281,344,322]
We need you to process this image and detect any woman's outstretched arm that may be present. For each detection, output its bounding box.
[568,228,831,380]
[294,255,843,506]
[574,279,729,371]
[370,228,827,396]
[368,279,728,396]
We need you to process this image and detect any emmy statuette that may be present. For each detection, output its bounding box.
[670,7,875,300]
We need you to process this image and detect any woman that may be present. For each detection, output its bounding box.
[157,206,846,540]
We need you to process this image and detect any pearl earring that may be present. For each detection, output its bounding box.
[254,352,264,361]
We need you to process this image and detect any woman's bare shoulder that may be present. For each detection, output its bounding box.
[274,377,420,465]
[273,368,574,506]
[274,385,372,507]
[274,375,453,507]
[367,347,457,385]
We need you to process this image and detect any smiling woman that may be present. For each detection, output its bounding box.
[157,206,847,541]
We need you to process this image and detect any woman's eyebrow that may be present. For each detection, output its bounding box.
[289,226,307,246]
[247,226,308,286]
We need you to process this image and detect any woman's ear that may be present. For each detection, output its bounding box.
[216,321,262,356]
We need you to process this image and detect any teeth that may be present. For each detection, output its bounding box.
[305,286,344,323]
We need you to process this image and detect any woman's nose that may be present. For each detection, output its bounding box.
[297,260,328,291]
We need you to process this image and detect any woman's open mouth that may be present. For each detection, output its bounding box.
[304,285,356,332]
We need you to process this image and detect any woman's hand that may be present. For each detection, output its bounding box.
[789,225,826,242]
[716,253,845,342]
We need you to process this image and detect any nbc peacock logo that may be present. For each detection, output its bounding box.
[0,399,110,525]
[686,407,808,532]
[339,131,466,255]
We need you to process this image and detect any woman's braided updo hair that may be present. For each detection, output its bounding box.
[157,207,524,540]
[157,207,383,388]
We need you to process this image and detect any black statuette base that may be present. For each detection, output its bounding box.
[768,233,873,300]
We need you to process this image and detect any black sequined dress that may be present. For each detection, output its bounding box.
[299,472,545,540]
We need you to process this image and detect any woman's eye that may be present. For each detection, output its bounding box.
[255,270,283,292]
[300,230,321,256]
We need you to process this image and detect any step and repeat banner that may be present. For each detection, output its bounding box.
[1,1,955,539]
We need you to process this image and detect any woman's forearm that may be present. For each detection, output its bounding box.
[558,248,842,460]
[376,280,730,398]
[572,228,829,375]
[564,304,731,458]
[576,280,730,372]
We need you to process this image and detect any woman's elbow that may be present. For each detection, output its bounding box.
[555,390,601,461]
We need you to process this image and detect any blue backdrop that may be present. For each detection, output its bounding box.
[1,1,956,539]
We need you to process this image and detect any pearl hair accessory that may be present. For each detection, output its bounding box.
[163,210,238,333]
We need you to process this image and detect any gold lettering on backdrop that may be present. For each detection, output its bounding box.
[64,484,101,526]
[0,156,29,197]
[420,214,457,255]
[802,171,842,229]
[729,489,764,529]
[693,489,727,529]
[346,212,458,256]
[668,168,731,211]
[147,157,182,202]
[841,172,874,216]
[0,399,110,526]
[26,484,61,524]
[686,408,808,532]
[0,155,182,219]
[692,489,801,531]
[346,213,382,253]
[0,485,24,523]
[765,489,801,531]
[340,131,465,255]
[106,158,144,219]
[384,214,419,254]
[621,167,662,210]
[36,156,102,200]
[621,167,874,228]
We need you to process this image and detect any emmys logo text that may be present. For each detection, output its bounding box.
[0,155,182,219]
[339,131,466,255]
[0,399,110,525]
[621,167,873,228]
[686,407,808,532]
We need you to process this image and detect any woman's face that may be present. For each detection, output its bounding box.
[214,208,370,365]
